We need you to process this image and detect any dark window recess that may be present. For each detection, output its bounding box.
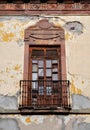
[46,50,58,57]
[0,0,89,4]
[19,46,71,110]
[40,0,47,3]
[7,0,13,3]
[57,0,64,3]
[74,0,80,2]
[32,50,44,57]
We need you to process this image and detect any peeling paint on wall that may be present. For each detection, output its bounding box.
[0,38,24,95]
[0,62,23,95]
[68,73,90,98]
[0,16,84,46]
[71,80,82,95]
[0,16,90,111]
[64,21,83,35]
[19,115,62,130]
[65,32,73,40]
[0,115,90,130]
[19,115,47,125]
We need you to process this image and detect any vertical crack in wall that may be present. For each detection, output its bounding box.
[62,118,65,130]
[56,116,66,130]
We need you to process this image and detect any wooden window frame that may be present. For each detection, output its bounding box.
[23,44,66,81]
[23,20,66,81]
[29,45,61,80]
[21,19,70,110]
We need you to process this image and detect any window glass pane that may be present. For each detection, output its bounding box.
[39,69,44,76]
[53,81,59,87]
[32,98,37,102]
[52,68,58,73]
[32,50,44,57]
[46,69,51,77]
[32,73,38,80]
[46,87,52,95]
[46,50,58,57]
[39,87,44,95]
[52,74,58,81]
[38,60,44,68]
[52,61,58,72]
[46,60,51,68]
[32,98,37,105]
[32,64,38,72]
[38,80,44,86]
[46,79,52,86]
[32,60,38,63]
[32,82,38,90]
[52,60,58,64]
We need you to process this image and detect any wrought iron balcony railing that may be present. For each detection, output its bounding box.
[19,80,71,110]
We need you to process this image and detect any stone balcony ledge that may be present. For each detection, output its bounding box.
[0,109,90,115]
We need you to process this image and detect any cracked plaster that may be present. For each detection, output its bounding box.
[64,21,83,35]
[0,16,90,111]
[0,115,90,130]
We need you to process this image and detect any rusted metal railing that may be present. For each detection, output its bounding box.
[19,80,71,110]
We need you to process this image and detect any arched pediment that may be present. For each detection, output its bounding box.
[26,19,63,30]
[25,19,64,44]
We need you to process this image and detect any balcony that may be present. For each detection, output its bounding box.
[19,80,71,111]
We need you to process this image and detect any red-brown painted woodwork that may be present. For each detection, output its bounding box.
[23,19,67,108]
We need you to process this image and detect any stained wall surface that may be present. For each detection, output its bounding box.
[0,115,90,130]
[0,16,90,129]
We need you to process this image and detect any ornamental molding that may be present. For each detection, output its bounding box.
[24,19,64,44]
[0,3,90,15]
[0,3,90,10]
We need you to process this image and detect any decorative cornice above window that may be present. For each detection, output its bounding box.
[0,2,90,15]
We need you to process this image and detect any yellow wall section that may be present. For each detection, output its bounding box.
[71,80,82,95]
[2,32,14,42]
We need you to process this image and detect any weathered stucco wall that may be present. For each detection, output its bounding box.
[0,16,90,109]
[0,15,90,130]
[0,115,90,130]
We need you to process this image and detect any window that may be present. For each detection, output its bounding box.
[19,20,70,111]
[30,46,61,107]
[20,45,70,110]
